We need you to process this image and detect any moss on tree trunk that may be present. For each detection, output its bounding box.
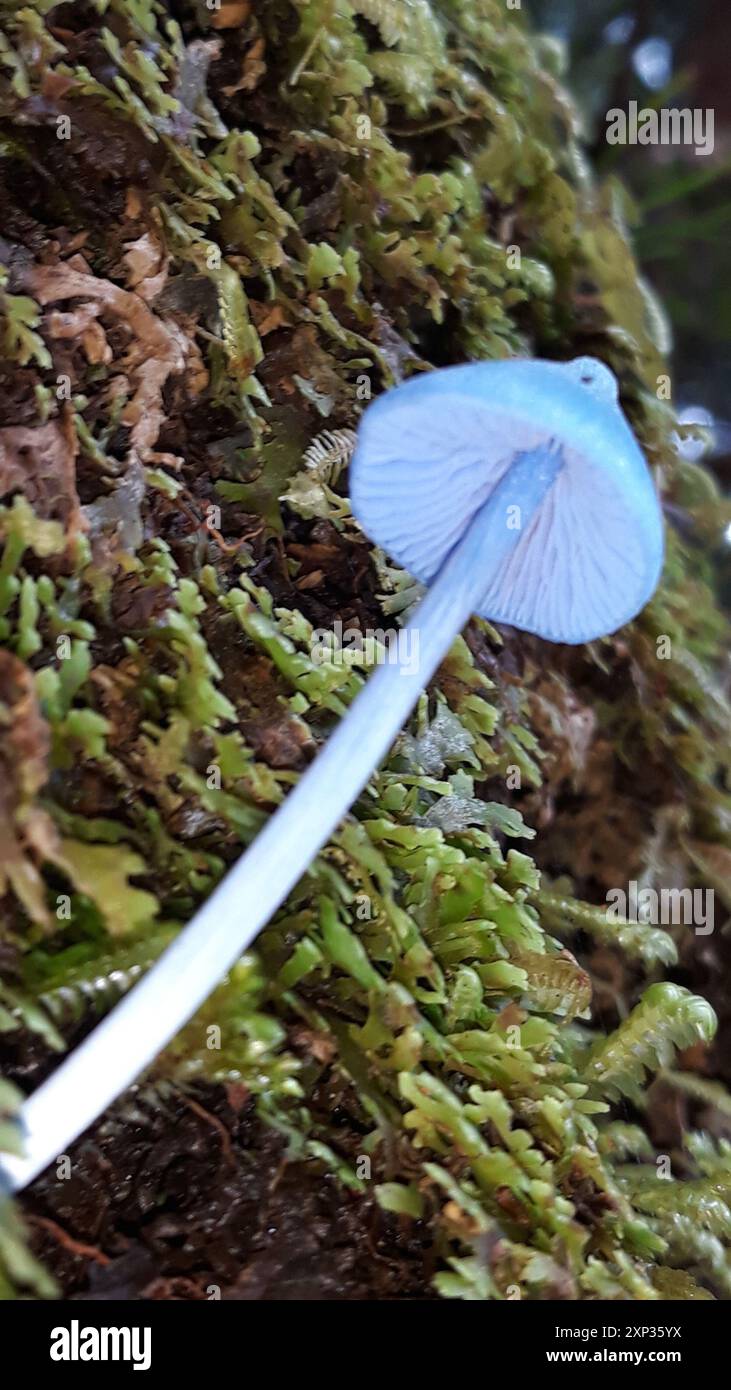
[0,0,729,1300]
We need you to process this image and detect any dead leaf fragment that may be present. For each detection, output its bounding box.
[0,411,84,539]
[21,263,186,460]
[122,231,169,302]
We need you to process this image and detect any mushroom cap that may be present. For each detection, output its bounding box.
[350,358,664,644]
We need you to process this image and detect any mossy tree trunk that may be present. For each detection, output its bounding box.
[0,0,729,1300]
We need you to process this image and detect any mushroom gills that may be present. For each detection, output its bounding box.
[451,437,567,615]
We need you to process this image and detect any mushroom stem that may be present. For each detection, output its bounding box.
[0,444,564,1194]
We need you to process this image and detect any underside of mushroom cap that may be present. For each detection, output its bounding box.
[350,359,664,644]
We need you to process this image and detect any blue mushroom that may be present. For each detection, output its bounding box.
[351,356,664,644]
[0,358,665,1195]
